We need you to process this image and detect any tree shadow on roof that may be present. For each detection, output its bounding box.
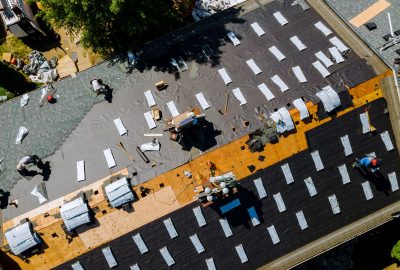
[110,6,246,79]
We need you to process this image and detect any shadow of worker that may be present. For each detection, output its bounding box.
[38,161,52,181]
[357,168,391,196]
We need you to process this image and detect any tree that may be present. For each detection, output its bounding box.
[37,0,194,56]
[391,240,400,261]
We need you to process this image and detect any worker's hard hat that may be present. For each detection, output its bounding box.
[371,159,378,166]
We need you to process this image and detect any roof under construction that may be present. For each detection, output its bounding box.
[0,0,377,222]
[54,97,400,269]
[1,0,399,269]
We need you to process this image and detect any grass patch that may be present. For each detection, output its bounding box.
[0,62,40,99]
[0,36,32,58]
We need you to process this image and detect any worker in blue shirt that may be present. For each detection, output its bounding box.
[352,155,382,172]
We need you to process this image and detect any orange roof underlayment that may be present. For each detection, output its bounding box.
[0,71,393,269]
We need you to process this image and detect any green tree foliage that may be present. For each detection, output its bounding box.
[0,62,38,98]
[391,240,400,261]
[37,0,194,56]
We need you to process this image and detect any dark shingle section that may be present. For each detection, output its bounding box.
[55,98,400,270]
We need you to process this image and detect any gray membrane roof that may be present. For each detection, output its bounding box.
[55,98,400,270]
[324,0,400,66]
[1,0,376,220]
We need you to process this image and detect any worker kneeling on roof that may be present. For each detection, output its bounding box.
[90,79,107,94]
[352,155,382,172]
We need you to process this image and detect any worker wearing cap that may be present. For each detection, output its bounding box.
[90,79,106,94]
[352,155,382,172]
[16,155,41,174]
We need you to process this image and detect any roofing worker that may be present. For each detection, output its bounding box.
[90,79,107,94]
[352,155,382,172]
[16,155,41,174]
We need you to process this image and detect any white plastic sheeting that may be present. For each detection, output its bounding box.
[76,160,86,182]
[380,131,394,151]
[193,206,207,227]
[315,51,334,67]
[103,148,116,168]
[273,11,288,26]
[304,177,317,197]
[293,98,309,120]
[269,46,286,61]
[290,36,307,51]
[328,194,341,214]
[388,172,399,192]
[314,21,332,36]
[15,126,28,144]
[144,90,156,107]
[167,101,180,117]
[219,218,233,237]
[235,244,249,263]
[257,83,275,101]
[102,246,118,268]
[329,46,345,63]
[296,211,308,230]
[160,246,175,266]
[132,233,149,254]
[340,135,353,156]
[329,36,349,53]
[227,31,240,46]
[114,118,128,136]
[254,178,267,199]
[271,75,289,92]
[292,66,307,83]
[267,225,280,244]
[144,111,156,129]
[246,59,262,75]
[60,197,90,231]
[270,107,295,133]
[312,60,331,78]
[338,164,351,185]
[5,222,41,255]
[104,177,135,208]
[190,234,205,254]
[232,88,247,106]
[362,181,373,200]
[251,22,265,36]
[218,68,232,85]
[273,193,286,212]
[311,150,324,171]
[316,85,341,112]
[281,163,294,184]
[195,92,210,110]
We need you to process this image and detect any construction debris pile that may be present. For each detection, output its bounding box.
[23,51,58,83]
[194,172,238,203]
[192,0,230,21]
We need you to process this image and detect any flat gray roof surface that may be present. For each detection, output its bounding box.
[0,0,376,220]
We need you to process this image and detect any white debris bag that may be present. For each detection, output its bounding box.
[15,126,29,144]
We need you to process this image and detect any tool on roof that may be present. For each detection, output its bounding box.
[224,93,229,115]
[155,80,168,90]
[365,108,376,132]
[117,142,135,161]
[136,146,150,163]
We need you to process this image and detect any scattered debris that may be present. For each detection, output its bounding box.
[20,94,29,107]
[192,0,230,21]
[23,51,58,83]
[116,142,135,161]
[140,139,160,152]
[15,126,29,144]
